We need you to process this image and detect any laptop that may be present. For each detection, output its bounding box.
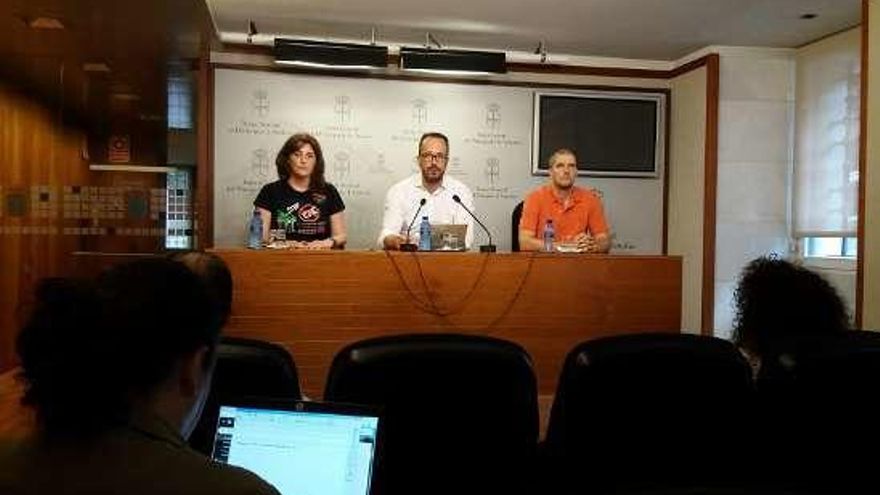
[211,399,382,495]
[429,223,468,251]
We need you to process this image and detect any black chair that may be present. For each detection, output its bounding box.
[543,333,754,494]
[189,336,302,455]
[757,330,880,397]
[511,201,524,252]
[324,333,538,495]
[753,330,880,493]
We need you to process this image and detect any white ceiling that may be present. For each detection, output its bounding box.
[206,0,860,61]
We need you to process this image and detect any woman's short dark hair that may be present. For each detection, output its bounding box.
[275,132,327,191]
[16,258,224,437]
[731,256,850,357]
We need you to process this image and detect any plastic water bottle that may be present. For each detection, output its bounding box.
[418,216,432,251]
[248,209,263,249]
[543,219,555,252]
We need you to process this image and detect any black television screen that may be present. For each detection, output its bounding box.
[533,91,665,177]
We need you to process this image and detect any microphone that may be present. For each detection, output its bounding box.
[400,198,426,252]
[452,194,496,253]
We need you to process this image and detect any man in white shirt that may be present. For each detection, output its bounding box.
[378,132,475,250]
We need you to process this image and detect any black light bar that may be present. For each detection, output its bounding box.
[273,38,388,69]
[399,47,507,74]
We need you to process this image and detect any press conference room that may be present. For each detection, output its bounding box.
[1,0,880,494]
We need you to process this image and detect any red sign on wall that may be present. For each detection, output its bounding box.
[108,135,131,163]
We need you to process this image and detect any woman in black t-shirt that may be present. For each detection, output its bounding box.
[254,133,346,249]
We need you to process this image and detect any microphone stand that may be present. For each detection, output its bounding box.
[400,198,426,252]
[452,194,496,253]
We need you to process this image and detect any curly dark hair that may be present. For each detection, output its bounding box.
[275,132,327,191]
[731,256,850,358]
[16,258,223,437]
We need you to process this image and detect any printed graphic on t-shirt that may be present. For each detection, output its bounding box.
[298,204,320,222]
[277,202,325,236]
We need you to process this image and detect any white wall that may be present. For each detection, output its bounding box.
[712,48,795,338]
[668,66,708,334]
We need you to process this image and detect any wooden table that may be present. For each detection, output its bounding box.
[215,250,682,401]
[0,251,681,440]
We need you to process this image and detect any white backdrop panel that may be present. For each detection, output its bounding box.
[213,68,663,253]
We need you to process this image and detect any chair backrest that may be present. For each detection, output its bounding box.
[544,333,754,493]
[511,201,524,252]
[189,336,301,455]
[752,330,880,492]
[325,333,538,495]
[758,330,880,397]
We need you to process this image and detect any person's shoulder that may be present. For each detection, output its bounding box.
[574,185,602,202]
[524,185,549,203]
[258,179,285,194]
[444,175,472,194]
[201,461,281,495]
[153,446,281,495]
[322,182,342,197]
[387,174,417,194]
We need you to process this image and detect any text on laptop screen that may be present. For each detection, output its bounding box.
[212,405,379,495]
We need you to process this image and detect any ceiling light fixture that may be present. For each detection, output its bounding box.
[26,16,65,30]
[425,32,443,49]
[273,38,388,70]
[83,62,111,73]
[111,93,141,101]
[247,20,258,44]
[533,40,548,63]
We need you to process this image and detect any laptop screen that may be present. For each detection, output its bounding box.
[429,223,467,251]
[212,403,380,495]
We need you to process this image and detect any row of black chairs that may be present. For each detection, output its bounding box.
[191,331,880,495]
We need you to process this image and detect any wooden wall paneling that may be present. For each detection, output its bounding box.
[0,82,91,373]
[857,0,869,329]
[196,52,214,249]
[700,54,720,335]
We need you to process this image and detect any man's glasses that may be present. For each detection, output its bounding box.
[419,152,448,163]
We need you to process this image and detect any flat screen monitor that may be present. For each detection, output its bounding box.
[533,90,666,178]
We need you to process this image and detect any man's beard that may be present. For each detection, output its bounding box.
[423,169,443,183]
[554,179,573,190]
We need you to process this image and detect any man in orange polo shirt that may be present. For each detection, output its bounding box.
[519,148,611,253]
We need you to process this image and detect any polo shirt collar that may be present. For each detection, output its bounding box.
[546,184,583,206]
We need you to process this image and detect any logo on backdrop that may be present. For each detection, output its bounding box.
[485,103,501,130]
[334,151,352,180]
[485,157,501,186]
[334,96,352,125]
[251,89,270,118]
[370,152,393,175]
[251,148,270,178]
[411,99,428,126]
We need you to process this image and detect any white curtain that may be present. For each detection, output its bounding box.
[793,28,860,238]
